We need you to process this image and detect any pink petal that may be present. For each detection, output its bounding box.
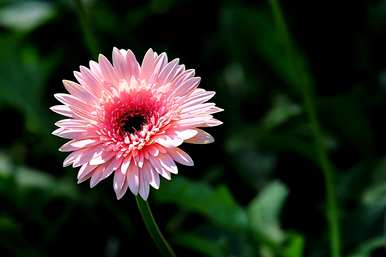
[52,127,90,139]
[98,54,119,86]
[63,150,82,167]
[171,77,201,97]
[126,49,140,78]
[113,168,125,192]
[149,157,171,180]
[158,153,178,174]
[79,66,103,91]
[50,105,73,117]
[112,47,129,79]
[114,170,129,200]
[90,165,106,188]
[179,103,215,114]
[174,129,198,140]
[89,150,115,166]
[175,116,213,128]
[77,163,97,182]
[89,60,103,81]
[167,148,194,166]
[116,179,129,200]
[74,68,100,98]
[138,168,150,200]
[102,158,122,179]
[59,139,99,152]
[127,163,140,194]
[120,158,131,175]
[157,58,179,84]
[62,80,97,103]
[204,118,223,127]
[68,105,98,122]
[172,69,195,88]
[179,88,214,104]
[141,48,156,80]
[135,153,144,168]
[155,134,183,148]
[54,93,95,113]
[150,52,168,82]
[55,119,88,128]
[73,148,101,167]
[185,129,214,144]
[143,161,159,189]
[146,145,160,157]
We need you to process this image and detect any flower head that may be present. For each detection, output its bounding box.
[51,48,223,200]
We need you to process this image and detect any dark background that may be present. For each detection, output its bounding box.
[0,0,386,256]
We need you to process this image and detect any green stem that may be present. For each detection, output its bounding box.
[268,1,342,257]
[136,196,177,257]
[73,0,99,58]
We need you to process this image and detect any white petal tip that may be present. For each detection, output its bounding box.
[151,184,160,190]
[98,54,105,61]
[205,138,215,144]
[63,162,71,168]
[139,192,149,201]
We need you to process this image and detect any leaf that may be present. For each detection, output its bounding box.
[280,233,304,257]
[349,237,386,257]
[0,35,62,132]
[0,215,19,232]
[360,158,386,211]
[173,232,226,257]
[156,177,248,231]
[150,0,178,13]
[248,181,288,244]
[220,4,308,93]
[262,95,301,130]
[318,89,374,154]
[0,1,56,32]
[0,153,79,200]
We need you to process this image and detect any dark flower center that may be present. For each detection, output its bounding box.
[121,114,146,134]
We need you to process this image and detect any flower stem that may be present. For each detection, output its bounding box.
[136,196,177,257]
[73,0,99,58]
[267,1,342,257]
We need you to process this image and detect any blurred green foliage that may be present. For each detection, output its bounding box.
[1,0,386,257]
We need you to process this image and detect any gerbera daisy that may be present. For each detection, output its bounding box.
[51,48,223,200]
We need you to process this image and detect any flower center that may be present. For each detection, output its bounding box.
[121,114,146,134]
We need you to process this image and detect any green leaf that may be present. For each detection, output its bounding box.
[0,153,79,199]
[262,95,301,130]
[349,237,386,257]
[360,158,386,209]
[156,177,248,231]
[318,90,374,154]
[248,181,288,244]
[0,215,19,232]
[173,232,226,257]
[220,4,307,92]
[0,35,62,132]
[280,233,304,257]
[150,0,178,13]
[0,1,56,32]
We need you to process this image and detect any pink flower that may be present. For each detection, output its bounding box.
[51,48,223,200]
